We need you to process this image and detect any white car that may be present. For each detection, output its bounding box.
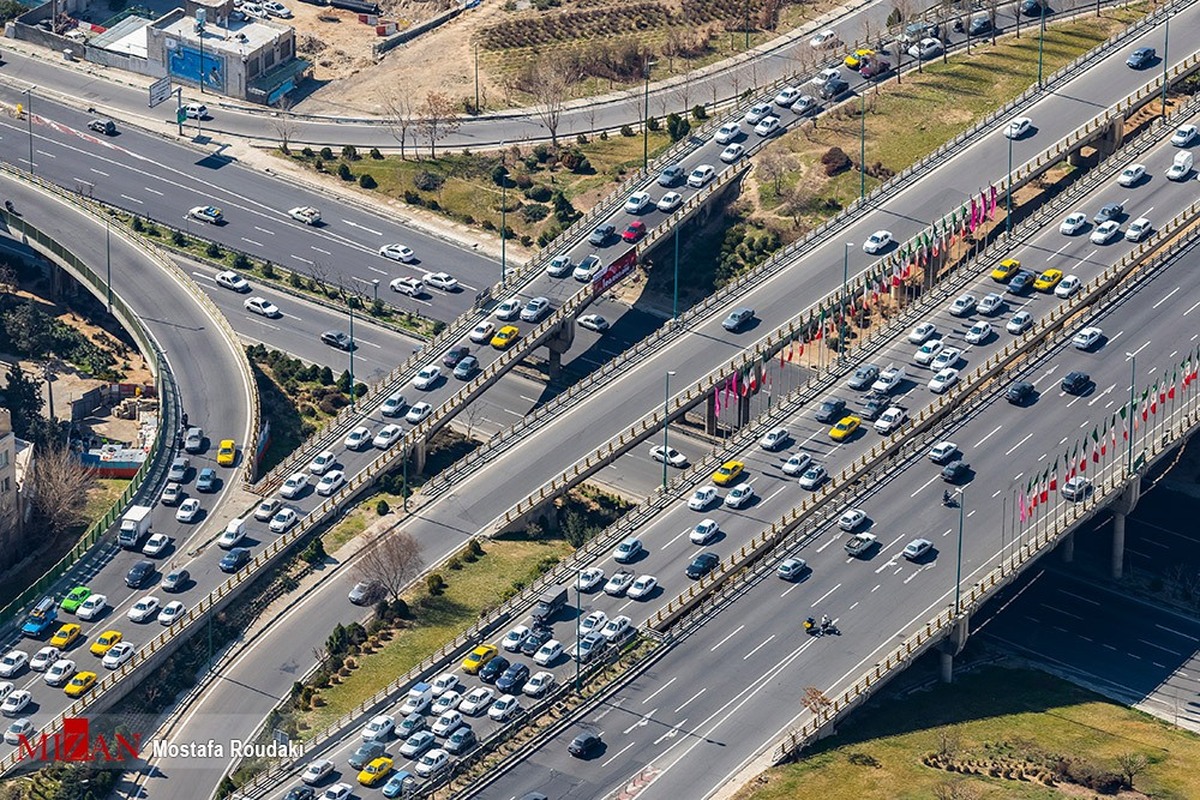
[460,687,494,715]
[1072,326,1103,350]
[1004,116,1032,139]
[262,0,292,16]
[759,427,789,450]
[1007,311,1033,334]
[432,691,462,715]
[1171,124,1198,146]
[1059,211,1088,235]
[600,615,632,643]
[862,230,893,254]
[416,748,450,778]
[343,426,371,450]
[524,671,555,697]
[406,402,433,424]
[494,297,522,320]
[908,36,942,59]
[837,508,867,531]
[714,122,741,144]
[362,714,395,742]
[44,659,76,686]
[373,424,403,449]
[487,694,521,722]
[874,406,906,434]
[269,508,298,533]
[1090,220,1121,244]
[127,596,161,623]
[175,498,201,523]
[724,484,755,508]
[580,611,608,636]
[321,783,352,800]
[1125,216,1152,242]
[413,365,441,390]
[533,640,563,666]
[624,191,652,213]
[469,321,496,343]
[218,519,247,549]
[627,575,657,600]
[302,761,335,786]
[1054,275,1082,299]
[30,647,60,672]
[214,270,249,292]
[520,296,551,323]
[142,533,171,557]
[254,498,281,522]
[928,440,958,464]
[720,144,746,163]
[782,452,812,476]
[774,86,803,106]
[0,651,27,679]
[745,102,772,124]
[903,538,933,560]
[280,471,309,498]
[604,570,635,596]
[316,470,346,496]
[432,710,463,737]
[687,165,716,188]
[102,642,135,669]
[502,625,531,652]
[810,67,840,86]
[650,445,688,467]
[308,450,336,475]
[76,594,107,621]
[429,673,459,698]
[4,718,33,744]
[287,206,321,224]
[379,243,415,262]
[908,322,937,344]
[424,272,459,291]
[1,690,31,717]
[576,567,605,592]
[948,294,977,317]
[657,192,683,213]
[872,365,905,393]
[690,518,719,545]
[381,392,408,418]
[688,486,719,510]
[977,293,1005,316]
[754,116,781,137]
[931,347,960,369]
[810,28,838,48]
[1117,163,1146,187]
[157,601,185,626]
[964,321,992,344]
[572,255,602,282]
[188,205,223,224]
[928,368,959,393]
[243,297,280,318]
[913,339,944,365]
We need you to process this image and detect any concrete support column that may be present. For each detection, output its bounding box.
[1112,511,1126,580]
[412,438,427,476]
[705,391,718,436]
[547,348,562,381]
[1067,148,1087,168]
[940,650,954,684]
[938,612,970,684]
[1061,530,1075,563]
[737,392,751,429]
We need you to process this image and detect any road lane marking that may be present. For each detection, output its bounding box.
[1040,603,1082,620]
[144,186,164,196]
[709,626,744,652]
[343,219,384,236]
[910,473,939,498]
[653,720,685,745]
[1004,432,1033,456]
[241,238,263,248]
[90,167,109,176]
[1155,624,1200,642]
[674,689,706,714]
[974,425,1003,448]
[641,677,676,704]
[120,194,143,204]
[254,226,276,235]
[603,741,637,766]
[311,246,332,255]
[743,635,776,660]
[1057,589,1100,606]
[1153,287,1181,310]
[1136,639,1183,657]
[809,582,841,608]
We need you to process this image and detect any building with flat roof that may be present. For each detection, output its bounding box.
[0,409,33,552]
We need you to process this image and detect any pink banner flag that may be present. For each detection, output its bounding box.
[1018,489,1026,523]
[969,197,977,228]
[990,184,998,218]
[714,385,721,417]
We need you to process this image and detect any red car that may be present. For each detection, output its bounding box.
[622,221,647,242]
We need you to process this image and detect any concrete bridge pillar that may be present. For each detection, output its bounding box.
[412,438,426,476]
[545,319,575,382]
[1099,114,1125,158]
[1067,147,1087,169]
[938,612,970,683]
[1061,531,1074,563]
[547,349,562,381]
[1110,476,1141,580]
[705,391,718,435]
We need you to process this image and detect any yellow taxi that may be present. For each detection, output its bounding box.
[991,258,1021,281]
[64,671,97,698]
[90,630,123,656]
[1033,269,1063,292]
[712,460,745,486]
[844,48,875,68]
[829,415,862,442]
[462,644,498,674]
[358,756,394,787]
[491,325,520,350]
[50,623,82,649]
[216,439,237,466]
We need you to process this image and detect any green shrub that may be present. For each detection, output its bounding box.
[692,104,708,121]
[337,163,353,180]
[369,147,383,159]
[359,174,377,189]
[666,112,690,142]
[341,144,359,160]
[205,241,222,258]
[170,230,187,246]
[646,116,660,131]
[414,171,444,191]
[320,146,334,159]
[447,556,462,571]
[375,499,390,516]
[233,252,252,270]
[301,146,315,158]
[521,203,549,222]
[426,574,445,595]
[524,185,552,202]
[620,124,635,137]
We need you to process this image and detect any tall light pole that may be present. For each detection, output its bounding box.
[1037,10,1046,87]
[859,90,866,200]
[499,141,508,288]
[954,485,966,613]
[1161,2,1171,120]
[840,242,852,362]
[672,226,680,324]
[661,370,675,489]
[1005,134,1014,238]
[642,59,657,172]
[474,43,480,115]
[574,571,582,694]
[23,86,35,175]
[371,279,380,303]
[106,216,112,312]
[1125,352,1136,473]
[348,303,356,408]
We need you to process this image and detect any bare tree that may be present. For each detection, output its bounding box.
[1115,752,1149,788]
[30,445,95,540]
[357,530,424,600]
[382,91,418,161]
[270,96,299,154]
[937,727,961,757]
[526,54,582,147]
[801,686,832,718]
[757,149,793,196]
[932,780,982,800]
[418,91,461,159]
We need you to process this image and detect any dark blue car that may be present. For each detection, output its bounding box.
[1126,46,1155,69]
[219,547,251,573]
[1007,270,1035,295]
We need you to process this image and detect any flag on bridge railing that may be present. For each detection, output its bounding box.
[990,184,998,218]
[1169,369,1178,400]
[1049,459,1059,491]
[1119,405,1129,440]
[1039,467,1050,503]
[714,385,721,417]
[1102,419,1111,457]
[1019,487,1027,523]
[1091,426,1101,463]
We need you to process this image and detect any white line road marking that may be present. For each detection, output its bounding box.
[653,720,685,745]
[780,583,802,597]
[974,425,1003,448]
[144,186,163,196]
[241,238,263,248]
[342,219,384,236]
[743,635,776,660]
[622,709,655,735]
[1057,589,1100,606]
[254,226,276,235]
[1032,364,1059,386]
[603,741,637,766]
[1185,299,1200,316]
[1153,287,1181,309]
[662,528,692,550]
[311,246,332,255]
[1004,432,1033,456]
[809,582,841,608]
[119,194,143,204]
[710,626,744,652]
[642,677,676,705]
[674,689,706,714]
[1040,603,1082,620]
[910,473,940,498]
[90,167,109,176]
[1155,624,1200,642]
[291,255,313,264]
[1126,341,1151,359]
[368,266,390,276]
[1137,640,1182,657]
[1048,243,1069,261]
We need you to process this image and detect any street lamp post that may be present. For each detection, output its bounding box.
[23,86,35,175]
[672,226,680,324]
[840,242,852,362]
[662,370,675,489]
[1005,134,1014,238]
[106,217,112,312]
[954,486,966,613]
[1161,3,1171,120]
[348,303,356,408]
[1037,10,1046,87]
[1126,353,1136,473]
[859,91,866,200]
[642,59,657,172]
[371,279,380,303]
[499,141,508,288]
[574,574,582,693]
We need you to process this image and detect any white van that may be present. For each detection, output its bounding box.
[217,518,247,549]
[1167,151,1193,181]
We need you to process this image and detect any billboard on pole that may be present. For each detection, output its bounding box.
[148,76,172,108]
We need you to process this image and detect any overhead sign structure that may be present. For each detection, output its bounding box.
[148,76,172,108]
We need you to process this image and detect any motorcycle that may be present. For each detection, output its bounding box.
[804,617,820,636]
[821,620,840,636]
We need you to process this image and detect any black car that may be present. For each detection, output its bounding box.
[397,712,426,738]
[686,552,721,579]
[815,397,847,423]
[496,662,530,694]
[1094,202,1124,224]
[454,355,479,380]
[478,655,510,684]
[1126,46,1155,69]
[968,15,991,35]
[848,364,880,390]
[819,78,849,100]
[1020,0,1049,15]
[859,393,889,421]
[588,224,616,246]
[443,346,470,368]
[126,560,155,588]
[1006,380,1035,404]
[941,460,970,483]
[219,547,251,573]
[446,724,477,755]
[348,741,385,770]
[284,788,315,800]
[657,164,685,187]
[1061,371,1090,395]
[1007,270,1036,294]
[520,627,553,657]
[320,330,352,350]
[793,95,819,116]
[162,568,190,593]
[568,730,603,758]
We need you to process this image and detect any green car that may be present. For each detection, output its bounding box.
[60,586,91,614]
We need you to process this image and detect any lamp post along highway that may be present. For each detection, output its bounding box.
[574,570,582,694]
[106,216,112,312]
[500,142,508,289]
[662,370,675,489]
[348,302,356,408]
[1161,2,1171,120]
[642,59,657,172]
[954,486,966,613]
[1126,352,1136,473]
[859,90,866,200]
[1006,134,1014,238]
[23,86,35,176]
[840,242,852,363]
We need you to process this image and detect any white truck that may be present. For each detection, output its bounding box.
[288,206,322,225]
[872,365,905,394]
[118,504,153,549]
[399,681,432,715]
[844,532,877,558]
[1167,151,1193,182]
